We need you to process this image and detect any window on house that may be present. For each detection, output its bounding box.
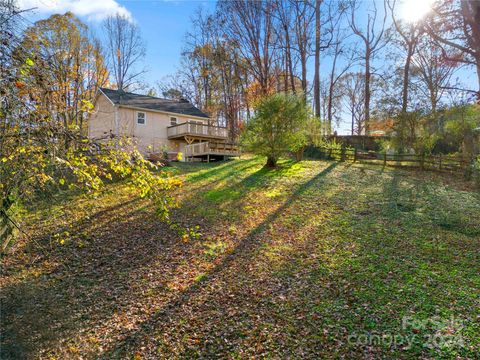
[137,112,146,125]
[170,117,177,126]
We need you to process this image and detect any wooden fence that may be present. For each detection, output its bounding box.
[312,145,474,173]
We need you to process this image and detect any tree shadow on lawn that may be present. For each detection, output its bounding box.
[183,157,258,179]
[182,157,262,194]
[178,157,308,221]
[381,170,480,238]
[98,162,339,357]
[140,164,478,358]
[5,160,475,358]
[0,196,214,359]
[181,156,303,199]
[182,163,478,358]
[177,166,480,358]
[296,168,480,357]
[0,160,335,359]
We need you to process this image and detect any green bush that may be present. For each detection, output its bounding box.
[241,92,311,168]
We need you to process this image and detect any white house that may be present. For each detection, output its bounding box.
[88,88,238,161]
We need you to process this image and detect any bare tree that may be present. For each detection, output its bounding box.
[272,0,295,93]
[181,8,214,113]
[424,0,480,97]
[387,0,422,114]
[411,38,457,115]
[313,0,336,117]
[339,72,366,135]
[218,0,276,96]
[158,54,204,109]
[313,0,322,117]
[103,13,146,90]
[348,0,388,134]
[162,6,249,138]
[325,6,352,134]
[291,0,314,97]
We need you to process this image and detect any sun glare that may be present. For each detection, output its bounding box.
[401,0,434,23]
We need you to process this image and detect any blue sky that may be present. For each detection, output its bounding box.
[20,0,216,85]
[116,0,216,83]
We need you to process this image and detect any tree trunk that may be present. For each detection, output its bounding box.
[283,23,295,93]
[294,1,308,100]
[314,0,321,117]
[401,43,414,113]
[364,47,371,135]
[477,60,480,100]
[301,50,307,98]
[262,3,272,95]
[466,0,480,94]
[266,156,277,168]
[327,42,339,135]
[351,111,355,135]
[295,148,305,161]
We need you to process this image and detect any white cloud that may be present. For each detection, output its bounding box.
[18,0,132,21]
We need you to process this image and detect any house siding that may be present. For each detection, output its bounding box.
[88,93,116,139]
[88,92,208,159]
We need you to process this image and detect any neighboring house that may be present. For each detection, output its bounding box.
[88,88,238,161]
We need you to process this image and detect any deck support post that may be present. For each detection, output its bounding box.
[207,154,210,163]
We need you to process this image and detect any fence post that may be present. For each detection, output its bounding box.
[353,148,357,163]
[420,153,425,170]
[383,152,387,167]
[340,144,346,162]
[439,154,442,171]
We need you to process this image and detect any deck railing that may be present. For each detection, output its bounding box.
[209,142,239,155]
[184,141,239,157]
[167,122,228,139]
[185,142,210,157]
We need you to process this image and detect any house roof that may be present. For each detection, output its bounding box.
[99,88,210,119]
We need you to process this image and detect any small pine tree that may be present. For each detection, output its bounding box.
[241,93,310,168]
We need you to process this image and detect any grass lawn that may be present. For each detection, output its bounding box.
[1,156,479,359]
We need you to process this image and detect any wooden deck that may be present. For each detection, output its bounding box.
[184,141,239,162]
[167,122,228,141]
